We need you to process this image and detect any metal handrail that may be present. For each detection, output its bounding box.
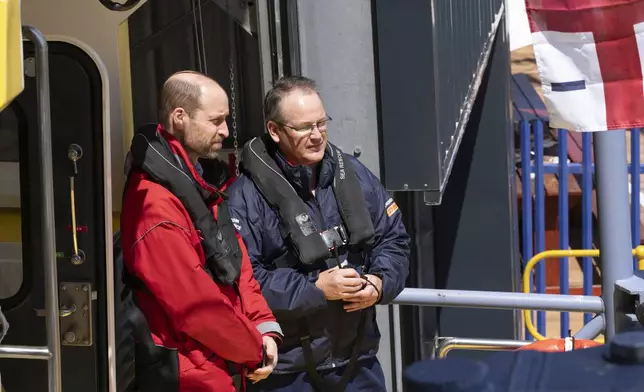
[0,345,52,360]
[435,337,530,358]
[391,287,603,313]
[0,25,61,392]
[523,246,644,341]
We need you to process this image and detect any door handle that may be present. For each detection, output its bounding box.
[33,304,76,318]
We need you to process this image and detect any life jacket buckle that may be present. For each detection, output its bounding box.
[320,225,348,251]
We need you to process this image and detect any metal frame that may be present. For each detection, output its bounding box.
[253,0,275,99]
[389,127,643,348]
[424,1,505,204]
[391,287,604,313]
[574,315,605,340]
[390,128,643,345]
[0,25,62,392]
[594,130,635,339]
[435,337,530,359]
[385,118,640,352]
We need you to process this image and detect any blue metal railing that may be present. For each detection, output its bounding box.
[519,121,644,339]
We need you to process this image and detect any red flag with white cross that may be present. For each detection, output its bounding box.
[525,0,644,131]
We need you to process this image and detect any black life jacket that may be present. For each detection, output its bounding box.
[240,135,375,267]
[126,124,242,285]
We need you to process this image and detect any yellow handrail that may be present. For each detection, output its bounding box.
[522,246,644,342]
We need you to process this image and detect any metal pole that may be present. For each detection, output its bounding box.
[22,26,62,392]
[593,130,634,340]
[0,345,52,360]
[391,288,604,313]
[573,314,605,340]
[435,337,529,358]
[253,0,275,98]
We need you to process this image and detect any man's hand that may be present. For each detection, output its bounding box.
[245,336,278,384]
[343,274,383,312]
[315,267,364,300]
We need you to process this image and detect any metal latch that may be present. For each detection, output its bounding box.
[34,304,75,318]
[34,282,94,347]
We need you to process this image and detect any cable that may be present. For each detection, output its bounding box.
[362,276,381,302]
[68,144,85,266]
[332,241,381,301]
[70,177,79,256]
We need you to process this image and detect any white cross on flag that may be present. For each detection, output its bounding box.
[525,0,644,132]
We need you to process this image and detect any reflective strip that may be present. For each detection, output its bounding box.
[564,336,574,351]
[257,321,283,337]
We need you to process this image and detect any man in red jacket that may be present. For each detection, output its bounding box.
[120,70,282,391]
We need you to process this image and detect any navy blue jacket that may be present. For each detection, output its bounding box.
[227,145,410,374]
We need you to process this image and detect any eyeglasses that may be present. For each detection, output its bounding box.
[275,115,332,133]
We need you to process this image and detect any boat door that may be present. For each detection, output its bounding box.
[0,35,112,391]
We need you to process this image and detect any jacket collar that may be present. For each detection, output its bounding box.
[157,125,224,203]
[266,137,336,195]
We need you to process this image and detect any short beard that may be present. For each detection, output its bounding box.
[201,151,220,160]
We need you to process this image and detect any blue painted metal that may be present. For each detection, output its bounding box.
[512,52,643,337]
[582,132,593,326]
[541,163,644,174]
[520,120,534,341]
[558,129,569,337]
[518,122,643,337]
[533,121,546,335]
[632,129,641,270]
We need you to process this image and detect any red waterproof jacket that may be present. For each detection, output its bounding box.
[120,128,282,391]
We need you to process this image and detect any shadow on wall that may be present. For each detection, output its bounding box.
[511,45,542,100]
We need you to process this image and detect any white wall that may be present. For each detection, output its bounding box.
[297,1,400,390]
[20,0,145,211]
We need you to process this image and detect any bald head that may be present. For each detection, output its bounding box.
[158,71,231,162]
[159,71,226,129]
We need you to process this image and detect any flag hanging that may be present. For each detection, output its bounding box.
[525,0,644,132]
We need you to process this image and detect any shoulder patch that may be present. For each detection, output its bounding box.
[385,198,399,217]
[231,217,242,231]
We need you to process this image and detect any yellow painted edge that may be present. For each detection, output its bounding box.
[0,208,22,242]
[0,0,25,112]
[117,18,134,159]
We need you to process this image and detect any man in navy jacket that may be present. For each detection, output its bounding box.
[227,75,410,392]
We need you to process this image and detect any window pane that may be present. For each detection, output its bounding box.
[0,106,19,162]
[0,105,22,300]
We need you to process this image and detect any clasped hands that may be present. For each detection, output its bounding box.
[315,267,383,312]
[245,268,381,384]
